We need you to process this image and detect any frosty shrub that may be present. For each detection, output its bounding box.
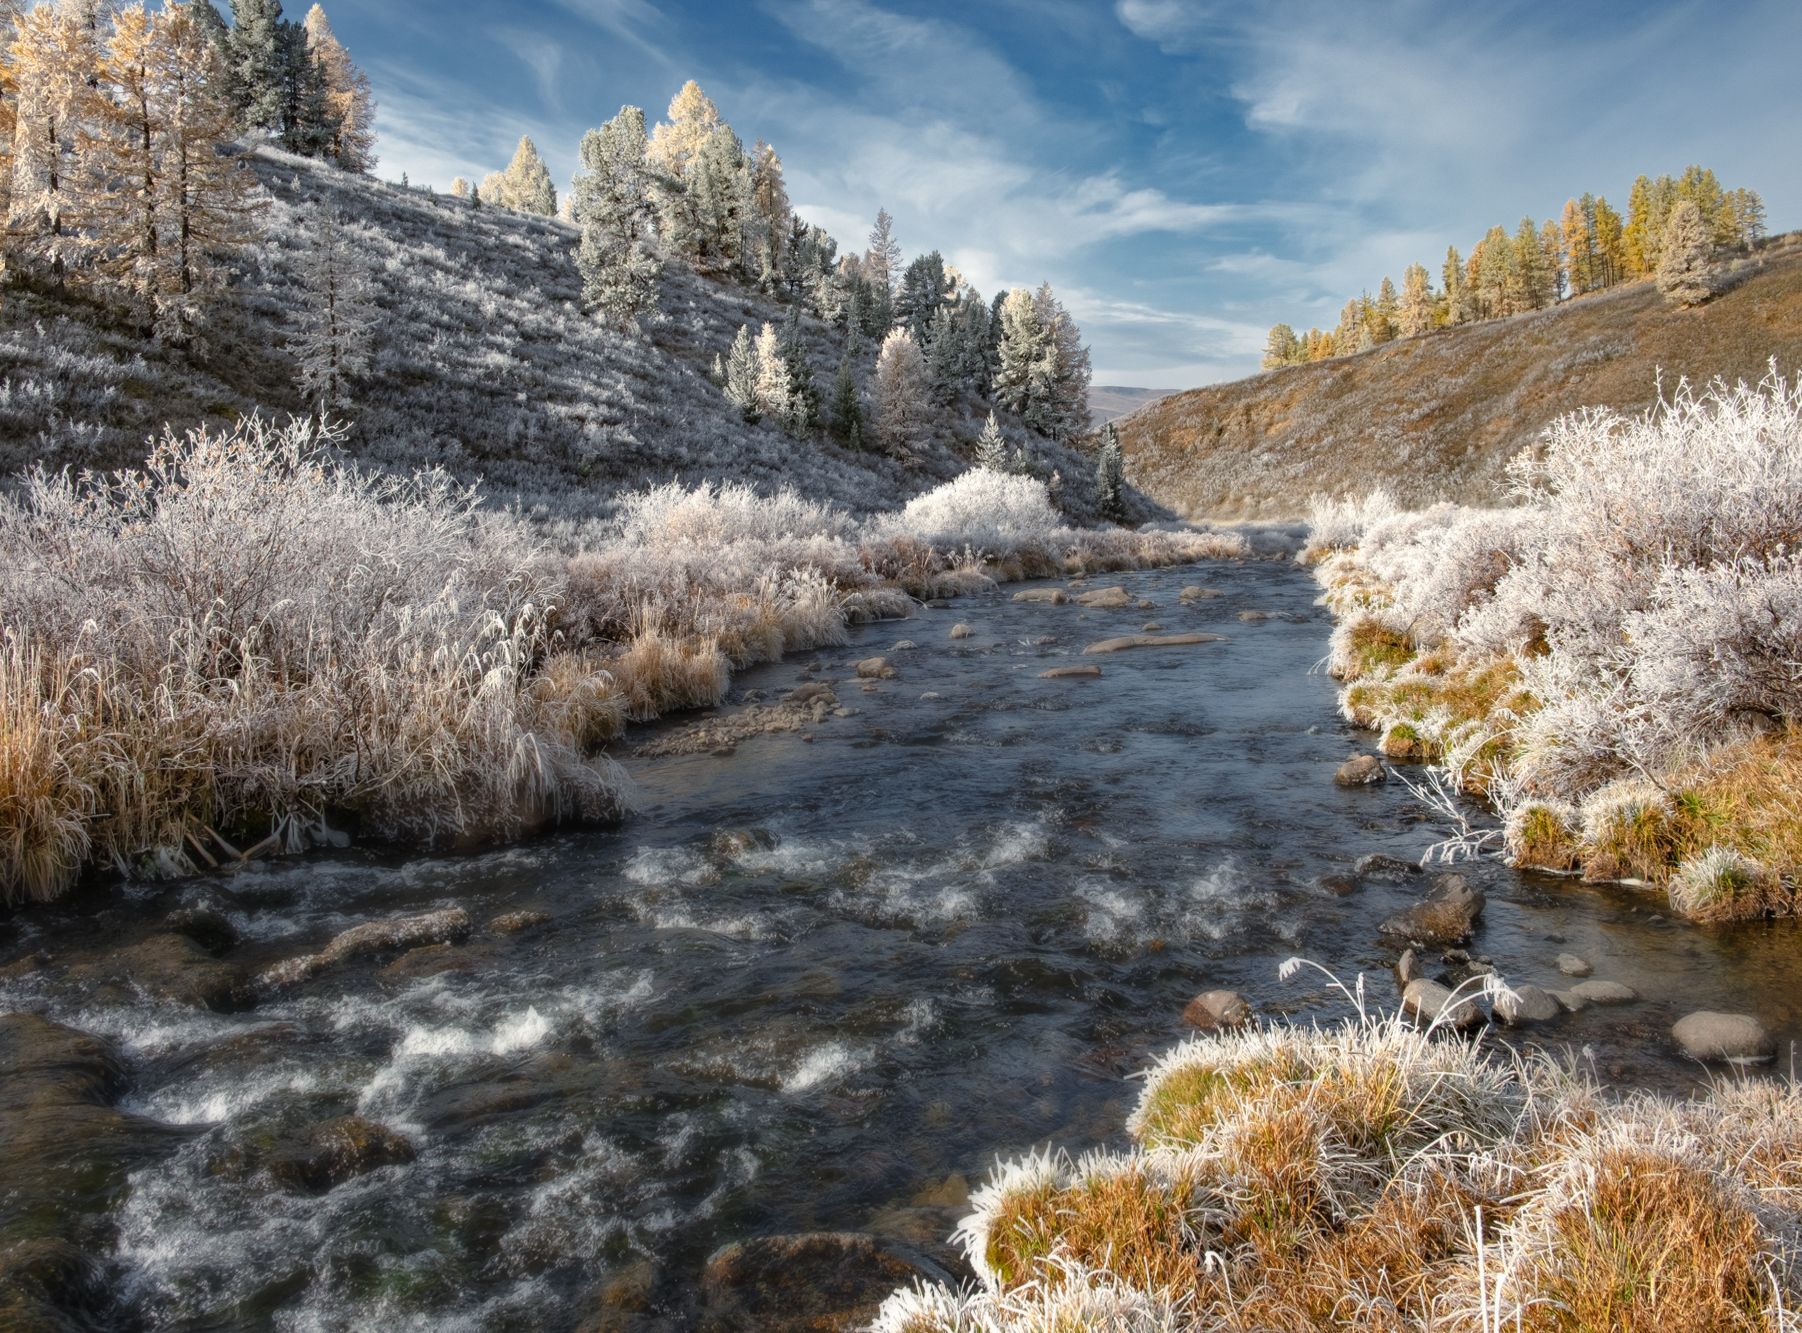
[1301,487,1397,562]
[879,467,1062,554]
[1308,370,1802,911]
[0,417,624,903]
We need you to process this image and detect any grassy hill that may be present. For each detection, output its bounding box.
[0,149,1130,525]
[1116,235,1802,519]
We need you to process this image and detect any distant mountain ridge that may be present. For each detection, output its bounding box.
[1088,385,1169,424]
[1116,235,1802,519]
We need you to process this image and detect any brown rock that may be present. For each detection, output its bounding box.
[259,907,472,991]
[948,623,974,639]
[1038,665,1102,679]
[854,657,894,680]
[1011,588,1068,605]
[268,1115,416,1193]
[1182,989,1252,1030]
[1334,755,1385,787]
[699,1232,951,1332]
[1379,874,1486,946]
[1082,632,1221,654]
[1075,586,1133,608]
[490,910,551,935]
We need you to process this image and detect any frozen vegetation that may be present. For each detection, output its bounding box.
[874,1003,1802,1331]
[0,421,1242,903]
[1308,369,1802,921]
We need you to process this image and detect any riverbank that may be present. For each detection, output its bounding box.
[0,418,1243,906]
[1304,372,1802,923]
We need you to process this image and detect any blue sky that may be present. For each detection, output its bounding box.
[323,0,1801,389]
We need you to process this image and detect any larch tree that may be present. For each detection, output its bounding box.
[646,78,719,178]
[449,175,468,198]
[292,206,375,412]
[1591,196,1624,287]
[874,326,927,454]
[572,104,661,328]
[303,4,374,172]
[666,122,745,272]
[495,135,555,215]
[81,2,160,311]
[746,137,788,283]
[1538,218,1564,301]
[1656,199,1714,307]
[1261,322,1300,368]
[1397,263,1435,337]
[8,3,101,286]
[1441,245,1468,324]
[151,0,261,343]
[752,320,792,425]
[0,2,16,233]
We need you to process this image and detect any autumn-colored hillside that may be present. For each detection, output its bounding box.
[1118,234,1802,518]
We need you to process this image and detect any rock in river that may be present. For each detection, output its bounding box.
[1673,1011,1776,1064]
[1569,979,1638,1005]
[1182,989,1252,1030]
[1401,978,1484,1031]
[699,1232,951,1332]
[1011,588,1067,605]
[259,907,472,991]
[1334,755,1385,787]
[1379,874,1486,946]
[1082,632,1221,655]
[268,1115,417,1193]
[1039,665,1101,679]
[1075,585,1134,608]
[1494,982,1561,1025]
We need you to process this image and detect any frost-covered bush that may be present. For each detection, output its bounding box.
[0,417,623,903]
[1301,487,1397,561]
[881,467,1062,554]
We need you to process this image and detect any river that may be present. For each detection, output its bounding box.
[3,556,1798,1329]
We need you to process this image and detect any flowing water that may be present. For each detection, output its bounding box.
[5,558,1801,1329]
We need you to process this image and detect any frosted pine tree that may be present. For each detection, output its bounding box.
[865,206,899,298]
[752,321,791,425]
[747,138,789,278]
[226,0,285,135]
[777,310,817,432]
[1397,263,1435,338]
[724,324,759,422]
[874,327,928,455]
[572,105,661,328]
[1657,200,1714,307]
[992,288,1045,418]
[829,348,863,445]
[678,124,747,272]
[974,412,1007,470]
[293,208,375,412]
[303,5,375,172]
[1095,425,1125,522]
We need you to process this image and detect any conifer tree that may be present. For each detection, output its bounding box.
[1094,424,1124,522]
[1261,322,1300,368]
[450,175,468,198]
[874,326,927,454]
[1441,245,1468,324]
[724,323,759,421]
[1397,263,1435,337]
[495,135,554,215]
[8,3,100,286]
[1539,218,1565,301]
[746,137,788,273]
[646,79,719,178]
[751,320,791,424]
[1510,216,1549,311]
[828,344,862,445]
[865,205,898,301]
[925,303,962,400]
[572,104,660,328]
[303,4,374,171]
[293,205,374,411]
[226,0,283,134]
[81,2,160,310]
[992,286,1047,417]
[973,410,1006,470]
[1656,199,1713,307]
[895,249,947,344]
[152,0,260,342]
[1591,197,1624,288]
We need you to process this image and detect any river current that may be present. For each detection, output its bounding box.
[3,557,1798,1328]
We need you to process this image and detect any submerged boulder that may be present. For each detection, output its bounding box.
[948,623,974,640]
[258,907,472,991]
[1401,978,1485,1031]
[1011,588,1068,605]
[1038,665,1102,679]
[854,657,895,680]
[1082,632,1221,654]
[1075,586,1133,608]
[1355,852,1421,880]
[74,932,251,1011]
[699,1232,951,1332]
[1494,982,1562,1025]
[1569,979,1638,1005]
[267,1115,416,1193]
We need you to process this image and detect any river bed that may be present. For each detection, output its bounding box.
[3,557,1799,1329]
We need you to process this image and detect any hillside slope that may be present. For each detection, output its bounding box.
[0,150,1132,524]
[1089,385,1168,424]
[1118,236,1802,519]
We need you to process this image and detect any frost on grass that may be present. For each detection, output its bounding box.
[875,1008,1802,1332]
[0,424,1242,903]
[1308,368,1802,918]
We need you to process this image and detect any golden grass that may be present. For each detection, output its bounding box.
[0,638,94,902]
[1510,1147,1773,1333]
[890,1015,1802,1333]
